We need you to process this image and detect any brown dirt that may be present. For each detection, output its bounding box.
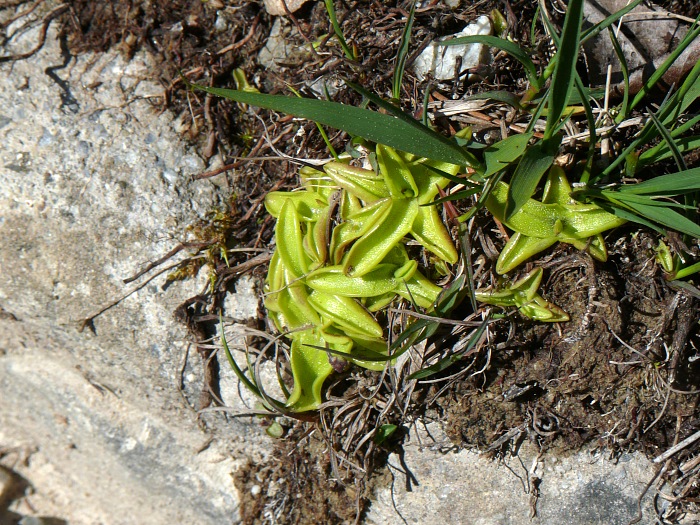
[4,0,699,523]
[438,231,700,459]
[232,426,370,525]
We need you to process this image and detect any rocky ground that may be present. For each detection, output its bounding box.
[1,1,699,524]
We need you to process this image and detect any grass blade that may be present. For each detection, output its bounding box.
[639,135,700,167]
[544,0,584,140]
[597,200,666,234]
[457,223,478,313]
[617,168,700,195]
[191,83,478,167]
[605,192,695,210]
[440,35,540,89]
[573,71,597,183]
[481,132,533,179]
[219,314,262,396]
[608,26,630,122]
[618,199,700,238]
[629,17,700,113]
[430,188,481,205]
[647,108,687,171]
[407,314,490,380]
[346,81,483,168]
[392,0,416,100]
[580,0,644,44]
[324,0,356,61]
[505,139,558,219]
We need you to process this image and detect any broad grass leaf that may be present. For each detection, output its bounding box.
[191,83,477,168]
[346,81,483,169]
[619,199,700,238]
[505,141,557,219]
[482,132,533,179]
[617,168,700,195]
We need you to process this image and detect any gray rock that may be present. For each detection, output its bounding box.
[0,14,269,525]
[366,422,670,525]
[258,18,302,71]
[582,0,690,87]
[263,0,311,17]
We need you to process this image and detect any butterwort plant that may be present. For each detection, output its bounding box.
[263,144,461,411]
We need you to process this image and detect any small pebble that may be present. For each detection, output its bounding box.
[250,484,261,496]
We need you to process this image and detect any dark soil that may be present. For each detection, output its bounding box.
[440,232,700,457]
[232,427,365,525]
[4,0,699,523]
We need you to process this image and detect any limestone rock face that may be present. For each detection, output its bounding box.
[0,19,267,525]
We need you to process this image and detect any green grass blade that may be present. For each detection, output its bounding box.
[346,81,483,168]
[597,200,666,234]
[388,276,473,356]
[573,71,597,183]
[219,314,262,397]
[629,18,700,113]
[530,2,541,45]
[423,163,477,185]
[617,167,700,195]
[421,82,431,127]
[648,107,687,171]
[608,26,630,122]
[565,86,606,105]
[619,199,700,237]
[670,115,700,139]
[606,192,695,209]
[506,139,558,219]
[288,84,339,160]
[392,0,416,100]
[674,58,700,116]
[523,0,641,105]
[457,223,478,312]
[407,314,490,380]
[639,135,700,167]
[657,58,700,129]
[580,0,644,44]
[676,260,700,280]
[324,0,356,61]
[440,35,540,89]
[191,83,478,167]
[544,0,584,140]
[481,132,533,179]
[434,275,467,314]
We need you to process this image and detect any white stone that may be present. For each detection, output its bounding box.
[413,15,492,81]
[263,0,309,16]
